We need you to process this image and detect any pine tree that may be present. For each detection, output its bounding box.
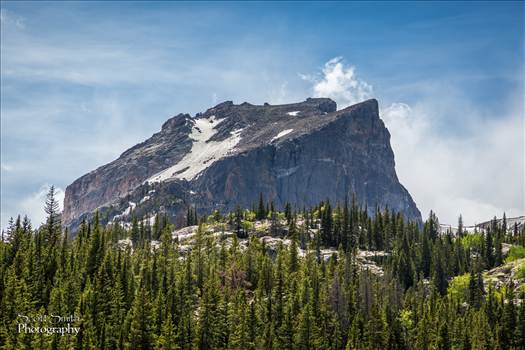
[320,201,333,246]
[235,206,244,238]
[346,314,364,350]
[131,216,140,246]
[431,243,448,296]
[420,233,431,278]
[156,313,179,350]
[494,229,503,266]
[484,229,494,269]
[288,235,299,274]
[257,193,266,220]
[366,304,385,349]
[468,267,483,308]
[457,214,464,237]
[186,207,193,227]
[284,202,292,225]
[44,185,62,246]
[86,212,102,278]
[517,297,525,350]
[424,211,439,242]
[195,277,222,350]
[295,301,316,350]
[501,286,516,349]
[435,321,450,350]
[342,196,352,251]
[395,233,413,290]
[127,279,155,349]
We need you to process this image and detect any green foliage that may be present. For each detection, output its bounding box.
[505,246,525,263]
[460,233,483,250]
[244,210,256,222]
[448,273,470,301]
[515,261,525,279]
[0,194,522,349]
[241,220,253,232]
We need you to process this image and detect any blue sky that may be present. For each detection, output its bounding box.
[1,1,523,228]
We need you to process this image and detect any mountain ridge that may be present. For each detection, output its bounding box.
[63,98,421,230]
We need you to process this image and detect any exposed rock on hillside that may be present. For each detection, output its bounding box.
[64,98,421,230]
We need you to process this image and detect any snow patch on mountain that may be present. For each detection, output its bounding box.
[123,202,136,215]
[147,116,243,183]
[439,215,525,235]
[145,215,156,226]
[110,201,136,223]
[287,111,300,116]
[271,129,293,142]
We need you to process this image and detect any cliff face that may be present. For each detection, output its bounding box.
[63,98,421,229]
[62,113,193,225]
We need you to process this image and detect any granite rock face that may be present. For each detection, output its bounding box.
[63,98,421,230]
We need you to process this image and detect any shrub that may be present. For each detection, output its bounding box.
[515,261,525,279]
[460,234,483,250]
[447,273,470,302]
[505,245,525,263]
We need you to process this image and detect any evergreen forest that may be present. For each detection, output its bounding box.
[1,187,524,350]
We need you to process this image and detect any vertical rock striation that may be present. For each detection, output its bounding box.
[63,98,421,230]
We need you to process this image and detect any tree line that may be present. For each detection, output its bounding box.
[0,187,524,349]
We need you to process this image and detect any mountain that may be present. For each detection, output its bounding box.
[439,216,525,235]
[63,98,421,230]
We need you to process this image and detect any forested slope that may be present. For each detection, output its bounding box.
[1,188,524,349]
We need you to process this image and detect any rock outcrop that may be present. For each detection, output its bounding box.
[63,98,421,230]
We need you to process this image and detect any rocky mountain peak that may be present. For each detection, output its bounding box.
[305,97,338,113]
[161,113,191,131]
[203,97,338,120]
[63,97,421,230]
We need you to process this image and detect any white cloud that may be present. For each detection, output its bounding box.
[19,184,64,228]
[1,10,312,230]
[305,57,524,226]
[381,99,524,226]
[301,57,373,108]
